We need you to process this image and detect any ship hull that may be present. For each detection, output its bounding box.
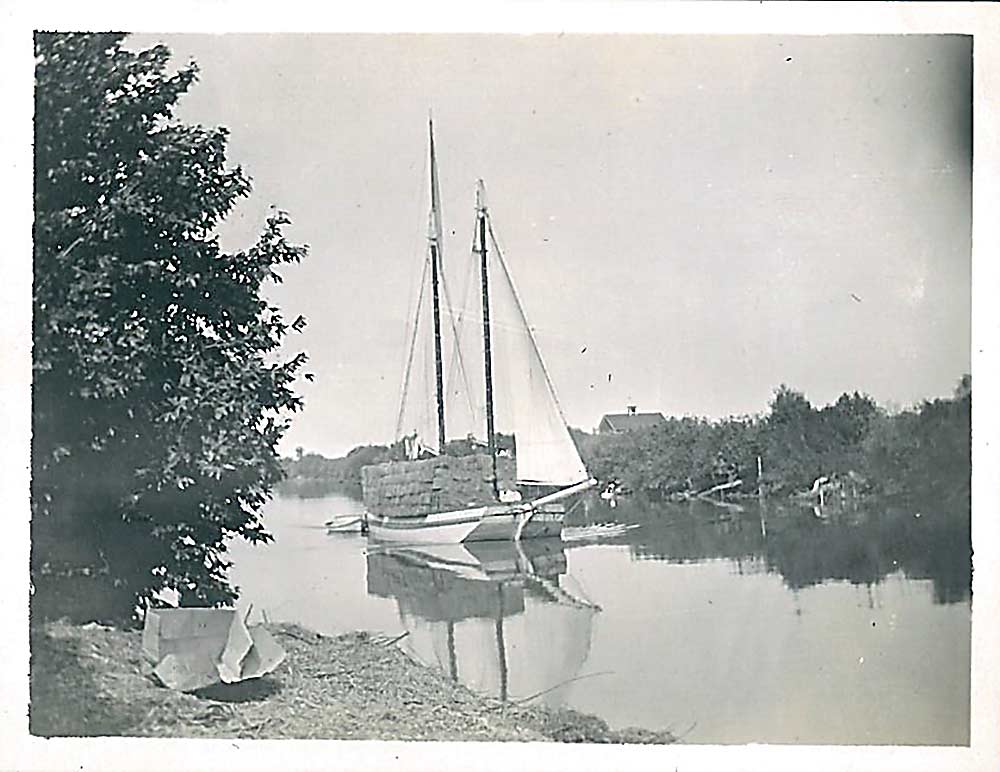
[367,504,563,544]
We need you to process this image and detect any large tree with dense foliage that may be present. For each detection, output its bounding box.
[32,33,308,621]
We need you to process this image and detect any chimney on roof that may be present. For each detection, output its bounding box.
[627,405,637,415]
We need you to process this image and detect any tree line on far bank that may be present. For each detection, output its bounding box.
[280,434,515,498]
[282,375,971,511]
[577,376,971,507]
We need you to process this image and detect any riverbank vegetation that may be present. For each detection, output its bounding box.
[279,445,392,499]
[579,376,971,507]
[282,378,971,510]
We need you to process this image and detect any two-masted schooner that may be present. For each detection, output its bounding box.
[361,119,596,543]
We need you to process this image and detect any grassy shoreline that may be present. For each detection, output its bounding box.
[29,619,677,744]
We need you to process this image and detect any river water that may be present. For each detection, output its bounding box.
[227,493,970,745]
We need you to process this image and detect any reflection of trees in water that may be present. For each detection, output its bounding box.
[575,496,971,605]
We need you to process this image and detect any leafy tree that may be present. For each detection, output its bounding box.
[824,392,879,446]
[810,391,878,478]
[861,376,970,505]
[32,33,308,622]
[759,385,823,492]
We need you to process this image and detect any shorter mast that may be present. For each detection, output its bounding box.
[476,180,498,495]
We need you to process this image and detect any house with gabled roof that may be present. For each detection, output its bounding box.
[597,405,667,434]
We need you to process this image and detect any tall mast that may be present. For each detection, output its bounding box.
[476,180,498,494]
[428,117,447,454]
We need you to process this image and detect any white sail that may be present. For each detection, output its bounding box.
[396,136,588,488]
[488,228,589,487]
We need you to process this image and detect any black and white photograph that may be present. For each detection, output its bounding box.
[3,3,999,771]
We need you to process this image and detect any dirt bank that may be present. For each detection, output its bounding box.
[29,620,676,743]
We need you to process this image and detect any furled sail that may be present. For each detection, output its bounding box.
[487,226,589,487]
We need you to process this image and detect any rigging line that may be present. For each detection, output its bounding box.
[487,219,577,432]
[394,143,433,440]
[395,251,431,441]
[445,314,551,336]
[438,250,478,430]
[421,325,433,442]
[445,304,581,342]
[449,263,482,430]
[465,223,487,423]
[440,224,487,435]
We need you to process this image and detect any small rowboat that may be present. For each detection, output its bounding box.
[325,514,365,534]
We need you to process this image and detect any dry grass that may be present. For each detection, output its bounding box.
[29,620,676,744]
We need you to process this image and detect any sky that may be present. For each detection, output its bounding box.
[128,33,972,458]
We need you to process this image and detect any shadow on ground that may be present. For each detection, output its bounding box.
[193,678,282,703]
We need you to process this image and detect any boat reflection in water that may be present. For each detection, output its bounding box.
[366,539,598,705]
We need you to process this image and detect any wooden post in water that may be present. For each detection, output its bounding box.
[757,455,767,537]
[446,620,458,683]
[495,584,509,703]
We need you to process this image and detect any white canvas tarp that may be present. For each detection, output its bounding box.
[141,608,285,692]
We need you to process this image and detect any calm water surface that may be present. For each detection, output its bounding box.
[227,493,970,745]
